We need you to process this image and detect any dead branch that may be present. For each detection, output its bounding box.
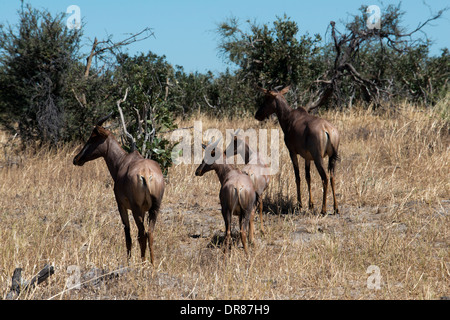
[71,88,86,109]
[84,37,98,79]
[46,265,129,300]
[84,28,154,79]
[116,88,136,152]
[6,264,55,300]
[306,85,334,111]
[133,107,143,139]
[94,28,154,58]
[203,94,217,109]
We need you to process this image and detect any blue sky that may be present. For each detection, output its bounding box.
[1,0,449,73]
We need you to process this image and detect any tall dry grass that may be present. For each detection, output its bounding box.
[0,103,448,300]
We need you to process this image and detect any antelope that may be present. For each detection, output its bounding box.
[73,113,165,264]
[255,86,340,215]
[225,134,270,234]
[195,140,256,255]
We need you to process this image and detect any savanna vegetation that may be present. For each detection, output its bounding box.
[0,105,448,299]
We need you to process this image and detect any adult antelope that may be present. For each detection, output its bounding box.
[255,86,340,215]
[73,113,165,264]
[225,134,270,234]
[195,140,256,255]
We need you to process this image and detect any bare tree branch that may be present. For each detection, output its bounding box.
[84,28,154,79]
[116,88,136,152]
[306,4,448,109]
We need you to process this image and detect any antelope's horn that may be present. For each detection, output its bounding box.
[273,85,284,92]
[209,137,222,150]
[96,112,114,127]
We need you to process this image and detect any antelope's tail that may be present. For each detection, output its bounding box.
[141,173,152,187]
[231,186,245,215]
[325,132,340,174]
[140,174,158,200]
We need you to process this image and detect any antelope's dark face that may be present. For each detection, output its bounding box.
[255,86,290,121]
[195,160,213,177]
[195,146,216,176]
[195,144,223,176]
[255,94,277,121]
[73,126,109,166]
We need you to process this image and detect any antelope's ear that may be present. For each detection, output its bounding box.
[95,126,110,138]
[279,85,291,95]
[258,87,268,94]
[267,90,279,98]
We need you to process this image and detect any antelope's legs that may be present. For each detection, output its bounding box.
[313,157,328,215]
[305,160,314,210]
[330,174,338,214]
[118,203,132,260]
[289,151,302,208]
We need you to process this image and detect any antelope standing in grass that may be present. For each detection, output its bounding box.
[195,140,256,255]
[225,134,270,234]
[255,86,340,215]
[73,113,165,264]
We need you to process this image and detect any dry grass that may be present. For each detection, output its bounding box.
[0,103,448,300]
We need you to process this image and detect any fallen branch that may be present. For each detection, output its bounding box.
[47,266,129,300]
[6,264,55,300]
[6,264,131,300]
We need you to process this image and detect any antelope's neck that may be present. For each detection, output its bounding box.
[213,162,235,185]
[246,146,263,165]
[103,136,127,182]
[238,138,264,165]
[275,96,294,134]
[241,143,251,164]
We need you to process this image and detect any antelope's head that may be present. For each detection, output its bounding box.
[255,86,290,121]
[73,113,113,166]
[195,139,222,176]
